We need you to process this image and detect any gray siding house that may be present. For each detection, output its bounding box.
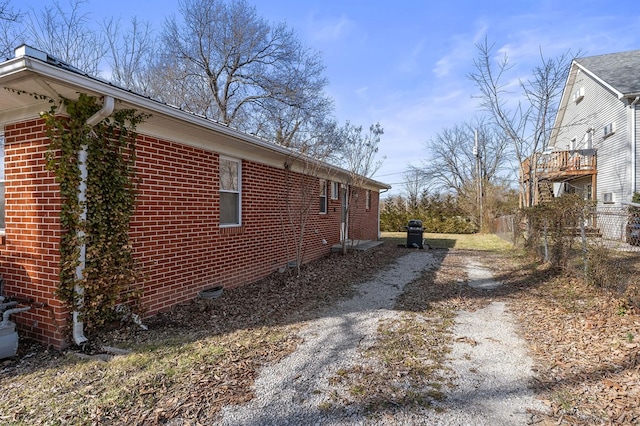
[522,49,640,240]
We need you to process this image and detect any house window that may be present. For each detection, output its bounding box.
[319,180,327,214]
[0,133,4,233]
[582,131,592,149]
[573,87,585,103]
[603,122,615,138]
[365,190,371,210]
[330,181,339,200]
[603,192,614,204]
[220,157,241,226]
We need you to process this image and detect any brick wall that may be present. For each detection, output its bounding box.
[1,119,382,348]
[132,136,358,315]
[0,119,67,348]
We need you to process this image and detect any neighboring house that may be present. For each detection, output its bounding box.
[522,50,640,232]
[0,46,389,349]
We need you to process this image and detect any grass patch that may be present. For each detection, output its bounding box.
[324,251,458,416]
[381,232,513,251]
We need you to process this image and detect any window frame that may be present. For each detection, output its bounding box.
[319,179,327,214]
[603,122,616,138]
[219,156,242,227]
[330,181,339,200]
[365,190,371,210]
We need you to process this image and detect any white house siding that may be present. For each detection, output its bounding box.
[557,69,630,206]
[635,105,640,195]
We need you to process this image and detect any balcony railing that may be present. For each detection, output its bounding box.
[522,149,597,181]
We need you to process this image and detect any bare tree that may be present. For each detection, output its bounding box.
[0,0,22,60]
[157,0,330,144]
[279,119,341,275]
[337,122,385,253]
[418,120,510,195]
[23,0,106,75]
[413,119,512,230]
[402,167,428,212]
[468,37,574,207]
[103,16,158,94]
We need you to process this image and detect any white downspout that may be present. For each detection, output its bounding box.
[631,96,639,194]
[72,96,115,346]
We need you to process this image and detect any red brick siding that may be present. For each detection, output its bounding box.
[1,119,381,348]
[132,137,352,315]
[0,119,66,348]
[346,188,380,241]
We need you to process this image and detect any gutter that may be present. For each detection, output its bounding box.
[72,95,115,346]
[6,49,391,191]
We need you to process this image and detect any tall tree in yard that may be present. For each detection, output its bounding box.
[158,0,331,145]
[468,37,574,208]
[103,16,158,96]
[22,0,106,76]
[0,0,21,60]
[412,120,511,230]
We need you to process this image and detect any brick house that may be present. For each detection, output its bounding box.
[0,46,389,349]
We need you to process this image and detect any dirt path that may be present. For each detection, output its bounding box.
[218,250,546,425]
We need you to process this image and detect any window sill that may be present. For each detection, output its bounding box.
[220,226,244,235]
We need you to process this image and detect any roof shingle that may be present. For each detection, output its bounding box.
[576,50,640,95]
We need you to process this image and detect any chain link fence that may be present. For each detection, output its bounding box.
[495,206,640,252]
[494,203,640,308]
[591,205,640,252]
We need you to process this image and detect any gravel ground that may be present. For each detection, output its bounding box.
[218,251,546,425]
[423,301,547,425]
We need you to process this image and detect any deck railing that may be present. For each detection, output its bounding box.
[522,149,597,181]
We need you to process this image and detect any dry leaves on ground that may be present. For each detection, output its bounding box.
[489,253,640,425]
[2,243,639,425]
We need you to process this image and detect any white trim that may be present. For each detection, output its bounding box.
[330,181,339,200]
[0,54,391,191]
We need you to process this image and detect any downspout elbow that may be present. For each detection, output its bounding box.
[86,96,115,126]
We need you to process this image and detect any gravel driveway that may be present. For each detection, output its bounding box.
[218,251,546,425]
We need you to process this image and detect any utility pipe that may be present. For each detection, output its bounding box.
[72,96,114,346]
[1,306,30,328]
[631,96,639,195]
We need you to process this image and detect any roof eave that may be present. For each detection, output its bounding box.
[2,56,390,191]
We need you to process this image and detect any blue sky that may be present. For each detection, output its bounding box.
[17,0,640,194]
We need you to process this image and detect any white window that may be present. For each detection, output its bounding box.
[365,190,371,210]
[603,192,614,204]
[603,122,615,138]
[573,87,585,103]
[330,181,339,200]
[582,131,592,149]
[220,157,241,226]
[0,133,4,233]
[319,180,327,214]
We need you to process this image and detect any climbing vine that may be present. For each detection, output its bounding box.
[42,93,147,333]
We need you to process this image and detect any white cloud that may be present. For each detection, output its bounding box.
[307,13,353,43]
[433,24,488,78]
[355,86,369,100]
[397,38,427,74]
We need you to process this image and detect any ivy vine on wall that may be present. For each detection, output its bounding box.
[41,93,148,333]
